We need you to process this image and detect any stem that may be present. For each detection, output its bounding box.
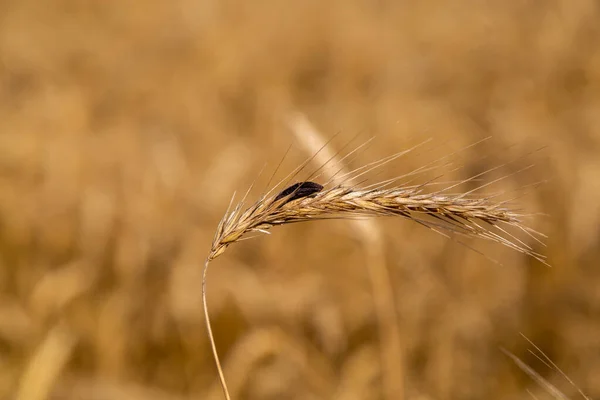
[203,257,231,400]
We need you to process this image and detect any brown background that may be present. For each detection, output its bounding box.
[1,1,599,399]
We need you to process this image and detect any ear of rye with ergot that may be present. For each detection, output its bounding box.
[203,134,548,400]
[209,182,547,264]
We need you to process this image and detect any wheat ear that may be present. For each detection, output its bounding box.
[203,145,547,399]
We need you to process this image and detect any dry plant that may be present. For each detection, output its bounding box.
[3,1,600,399]
[202,130,548,399]
[503,334,591,400]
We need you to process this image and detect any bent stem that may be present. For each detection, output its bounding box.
[203,257,231,400]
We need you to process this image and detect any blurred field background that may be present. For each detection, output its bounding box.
[1,0,600,399]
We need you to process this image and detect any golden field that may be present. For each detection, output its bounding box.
[1,1,599,399]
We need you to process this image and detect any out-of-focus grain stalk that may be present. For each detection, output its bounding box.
[286,113,405,400]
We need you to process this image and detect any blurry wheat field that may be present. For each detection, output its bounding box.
[1,1,600,399]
